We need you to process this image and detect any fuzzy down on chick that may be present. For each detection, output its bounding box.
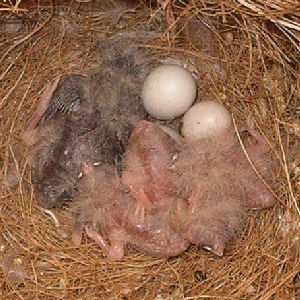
[72,160,189,260]
[73,120,275,259]
[170,119,275,255]
[21,35,151,208]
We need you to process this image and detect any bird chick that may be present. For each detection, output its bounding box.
[72,161,189,260]
[72,120,275,260]
[122,120,181,221]
[21,35,151,208]
[174,119,275,211]
[170,119,275,255]
[121,120,275,257]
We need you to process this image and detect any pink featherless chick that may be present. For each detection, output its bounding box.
[72,159,189,260]
[72,120,190,260]
[121,120,182,221]
[171,116,276,256]
[121,116,275,257]
[72,118,275,260]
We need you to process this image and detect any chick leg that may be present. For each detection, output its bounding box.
[181,196,227,256]
[244,117,270,156]
[187,191,204,215]
[127,186,153,223]
[72,221,84,246]
[171,197,242,257]
[122,166,151,223]
[85,225,125,261]
[20,78,60,146]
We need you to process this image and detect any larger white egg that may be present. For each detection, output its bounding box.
[142,65,196,120]
[182,101,232,142]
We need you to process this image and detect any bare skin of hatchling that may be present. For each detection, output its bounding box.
[73,120,275,260]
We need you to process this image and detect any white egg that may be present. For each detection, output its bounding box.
[182,101,232,142]
[142,65,196,120]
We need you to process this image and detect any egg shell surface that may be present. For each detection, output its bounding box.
[182,101,232,142]
[142,65,196,120]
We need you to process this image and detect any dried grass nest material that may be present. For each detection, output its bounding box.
[0,0,299,299]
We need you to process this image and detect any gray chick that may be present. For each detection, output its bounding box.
[22,35,150,208]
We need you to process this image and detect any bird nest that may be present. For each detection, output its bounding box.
[0,0,299,299]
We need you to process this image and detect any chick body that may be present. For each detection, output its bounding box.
[25,36,150,208]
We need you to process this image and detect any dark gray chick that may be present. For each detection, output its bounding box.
[22,36,150,208]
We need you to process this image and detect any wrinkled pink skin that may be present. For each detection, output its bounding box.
[170,119,275,255]
[122,120,181,220]
[74,120,275,260]
[174,120,275,211]
[72,161,189,260]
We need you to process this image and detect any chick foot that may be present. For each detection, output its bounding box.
[20,78,60,146]
[85,225,125,261]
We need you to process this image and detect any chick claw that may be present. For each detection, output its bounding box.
[246,117,270,155]
[187,192,200,215]
[129,186,152,224]
[134,203,146,224]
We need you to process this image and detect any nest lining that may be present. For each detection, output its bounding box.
[0,0,299,299]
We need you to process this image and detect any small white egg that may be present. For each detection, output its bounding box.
[182,101,232,142]
[142,65,196,120]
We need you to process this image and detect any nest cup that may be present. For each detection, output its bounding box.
[0,0,299,299]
